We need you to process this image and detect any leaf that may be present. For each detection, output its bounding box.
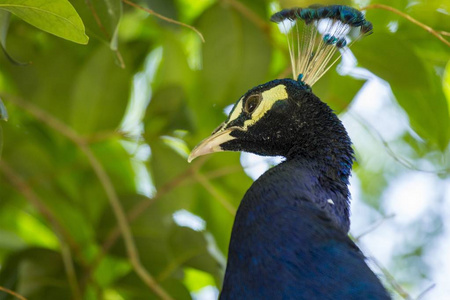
[0,10,29,65]
[313,71,365,113]
[393,79,450,151]
[444,60,450,118]
[0,0,88,44]
[352,32,429,90]
[70,0,122,49]
[69,46,131,134]
[0,248,74,299]
[196,3,272,107]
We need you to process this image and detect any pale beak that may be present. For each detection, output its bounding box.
[188,128,236,163]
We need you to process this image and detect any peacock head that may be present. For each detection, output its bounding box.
[189,4,371,165]
[188,77,352,163]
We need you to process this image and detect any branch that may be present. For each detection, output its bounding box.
[3,94,173,300]
[96,157,207,269]
[354,214,396,241]
[221,0,270,33]
[122,0,205,43]
[367,252,411,299]
[0,161,82,300]
[0,286,27,300]
[194,171,237,215]
[350,112,450,175]
[362,4,450,47]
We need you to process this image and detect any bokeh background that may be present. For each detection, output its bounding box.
[0,0,449,299]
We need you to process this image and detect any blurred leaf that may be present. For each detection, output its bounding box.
[167,226,225,283]
[314,72,366,113]
[144,85,193,141]
[0,0,89,44]
[161,135,190,159]
[142,0,178,21]
[353,32,450,150]
[70,0,122,50]
[444,60,450,117]
[196,3,271,107]
[69,46,131,134]
[352,32,429,90]
[183,267,215,292]
[393,79,450,151]
[0,248,74,299]
[0,10,24,65]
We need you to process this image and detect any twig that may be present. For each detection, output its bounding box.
[98,157,207,262]
[360,246,411,299]
[0,161,82,300]
[122,0,205,43]
[0,286,27,300]
[350,112,450,175]
[3,94,173,300]
[415,283,436,300]
[85,0,126,68]
[85,0,111,39]
[194,171,237,215]
[60,244,82,300]
[221,0,270,33]
[362,4,450,47]
[354,214,396,241]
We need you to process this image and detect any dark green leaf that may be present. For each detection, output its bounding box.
[352,32,429,90]
[314,72,366,113]
[69,46,131,133]
[70,0,122,49]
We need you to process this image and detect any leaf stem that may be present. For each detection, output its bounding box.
[3,94,173,300]
[0,161,82,300]
[362,4,450,47]
[121,0,205,43]
[0,286,27,300]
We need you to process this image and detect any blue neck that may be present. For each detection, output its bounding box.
[220,157,389,299]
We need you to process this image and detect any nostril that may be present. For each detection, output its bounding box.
[211,122,225,135]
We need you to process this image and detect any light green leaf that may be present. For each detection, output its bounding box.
[0,0,88,44]
[444,60,450,118]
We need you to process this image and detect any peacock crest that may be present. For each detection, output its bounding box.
[271,5,373,86]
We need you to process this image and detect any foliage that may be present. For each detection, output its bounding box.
[0,0,449,299]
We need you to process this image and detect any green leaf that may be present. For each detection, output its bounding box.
[70,0,121,49]
[0,10,28,65]
[196,3,272,106]
[444,60,450,118]
[352,32,429,90]
[0,0,88,44]
[69,46,131,133]
[313,72,365,113]
[393,79,450,151]
[0,248,74,299]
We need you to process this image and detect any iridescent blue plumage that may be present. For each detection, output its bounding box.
[189,4,390,300]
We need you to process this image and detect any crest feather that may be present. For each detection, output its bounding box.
[271,5,372,86]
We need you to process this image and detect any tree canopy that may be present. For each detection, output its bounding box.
[0,0,449,299]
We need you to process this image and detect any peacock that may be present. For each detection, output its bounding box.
[189,5,391,299]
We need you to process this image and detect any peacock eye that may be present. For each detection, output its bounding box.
[244,94,261,114]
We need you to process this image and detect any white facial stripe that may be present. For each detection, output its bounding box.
[224,97,243,126]
[243,84,288,128]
